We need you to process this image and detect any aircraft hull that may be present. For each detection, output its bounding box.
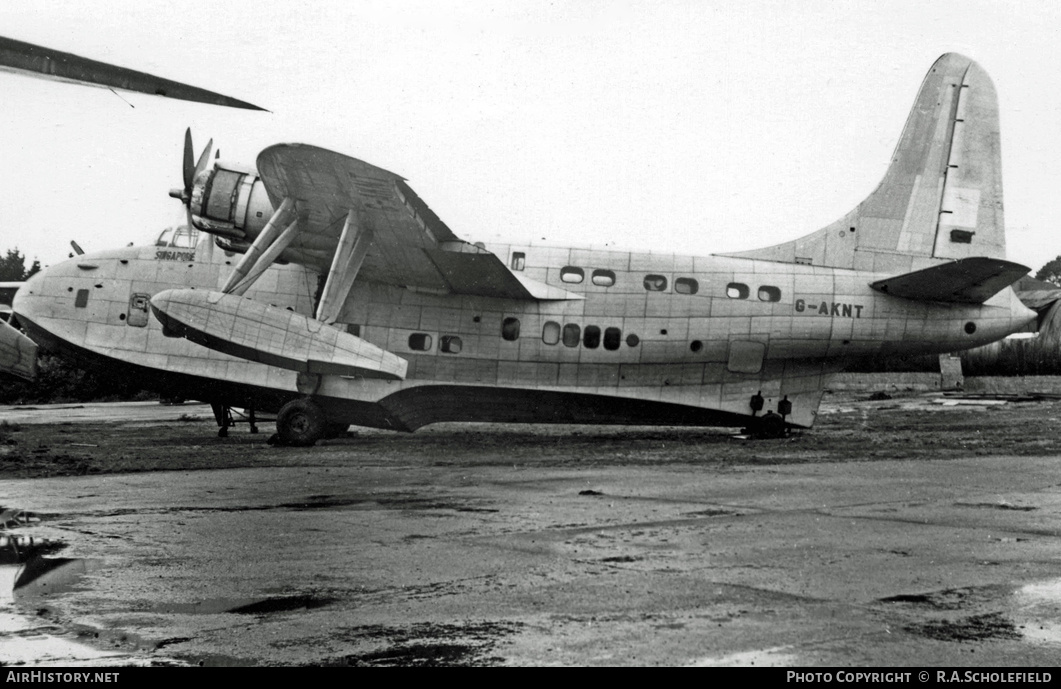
[10,238,1034,434]
[15,312,778,432]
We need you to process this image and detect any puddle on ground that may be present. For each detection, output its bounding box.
[0,507,139,665]
[1014,578,1061,645]
[0,508,41,529]
[689,645,799,666]
[14,556,103,601]
[1,524,102,604]
[325,642,495,667]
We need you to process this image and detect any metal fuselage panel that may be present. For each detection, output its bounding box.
[12,239,1034,430]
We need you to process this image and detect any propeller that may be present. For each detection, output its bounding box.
[169,127,213,230]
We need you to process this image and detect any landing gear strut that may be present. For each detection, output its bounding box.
[210,402,260,437]
[211,402,233,437]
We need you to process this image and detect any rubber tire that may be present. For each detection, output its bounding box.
[276,398,327,447]
[753,412,787,439]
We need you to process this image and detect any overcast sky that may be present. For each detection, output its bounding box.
[1,0,1059,273]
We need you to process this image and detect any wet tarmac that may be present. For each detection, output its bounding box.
[2,394,1061,666]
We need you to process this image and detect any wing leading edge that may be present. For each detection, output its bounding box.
[0,36,265,110]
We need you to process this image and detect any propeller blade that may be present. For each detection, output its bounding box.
[182,128,195,194]
[193,138,214,182]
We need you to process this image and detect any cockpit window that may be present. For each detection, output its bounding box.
[155,226,200,248]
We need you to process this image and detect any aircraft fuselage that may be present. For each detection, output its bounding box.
[13,234,1033,431]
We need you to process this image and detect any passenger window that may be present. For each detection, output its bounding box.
[727,282,749,299]
[560,266,584,284]
[511,252,526,271]
[603,327,621,351]
[675,278,699,295]
[643,274,668,291]
[408,333,433,351]
[562,324,581,347]
[75,289,89,308]
[502,317,521,341]
[584,325,601,349]
[542,321,561,345]
[591,269,616,287]
[440,335,462,354]
[758,286,781,302]
[127,293,150,327]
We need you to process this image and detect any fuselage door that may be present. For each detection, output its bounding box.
[128,292,151,327]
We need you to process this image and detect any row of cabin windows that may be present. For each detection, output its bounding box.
[643,275,782,301]
[412,317,629,352]
[559,266,616,287]
[408,333,464,353]
[407,324,713,357]
[403,283,777,351]
[543,322,625,350]
[511,255,784,303]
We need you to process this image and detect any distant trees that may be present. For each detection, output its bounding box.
[1035,255,1061,287]
[0,248,40,282]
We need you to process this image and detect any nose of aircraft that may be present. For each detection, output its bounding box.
[11,267,47,331]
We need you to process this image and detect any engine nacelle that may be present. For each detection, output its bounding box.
[189,162,274,240]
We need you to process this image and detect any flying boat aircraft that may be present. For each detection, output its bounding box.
[3,52,1039,444]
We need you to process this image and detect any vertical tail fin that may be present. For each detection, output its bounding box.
[725,54,1005,273]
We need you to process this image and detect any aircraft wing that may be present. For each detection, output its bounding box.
[0,36,265,111]
[255,144,575,301]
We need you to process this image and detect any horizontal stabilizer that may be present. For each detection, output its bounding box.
[870,257,1029,304]
[150,290,407,380]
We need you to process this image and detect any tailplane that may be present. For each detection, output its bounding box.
[725,53,1005,274]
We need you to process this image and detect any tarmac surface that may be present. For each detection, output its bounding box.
[2,392,1061,666]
